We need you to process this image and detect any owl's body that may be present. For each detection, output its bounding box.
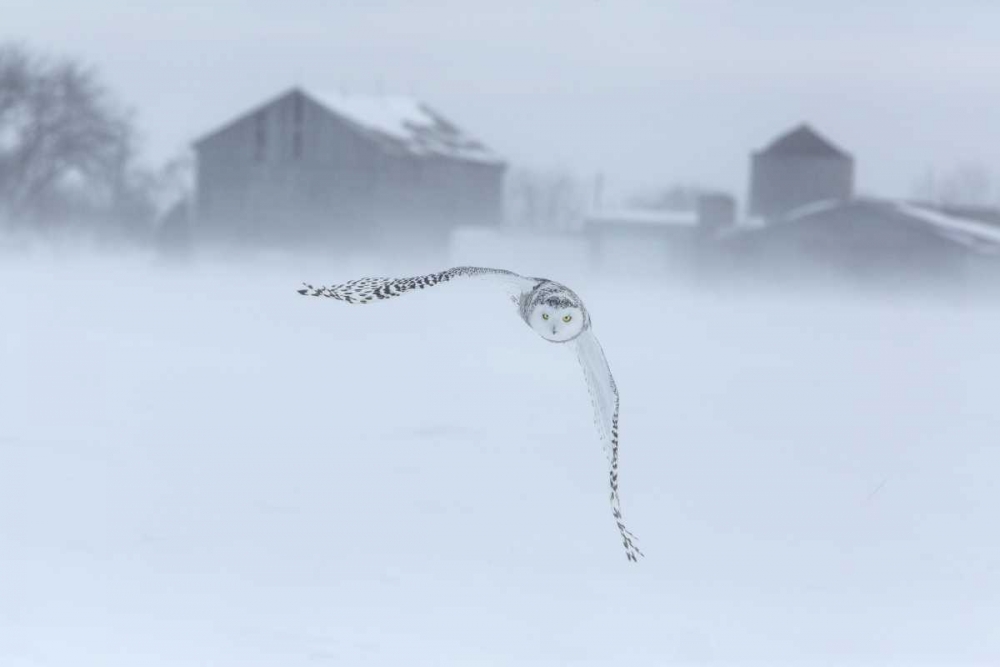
[298,266,642,562]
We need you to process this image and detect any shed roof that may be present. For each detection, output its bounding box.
[725,197,1000,254]
[895,202,1000,253]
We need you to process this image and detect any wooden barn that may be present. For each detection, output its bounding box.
[192,87,506,252]
[749,124,854,220]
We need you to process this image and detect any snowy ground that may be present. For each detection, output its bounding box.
[2,251,1000,666]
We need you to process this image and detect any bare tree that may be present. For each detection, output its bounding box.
[149,149,196,254]
[0,42,145,229]
[505,167,587,231]
[911,162,997,208]
[151,149,195,214]
[626,183,706,211]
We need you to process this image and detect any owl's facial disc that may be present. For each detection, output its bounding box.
[531,304,584,343]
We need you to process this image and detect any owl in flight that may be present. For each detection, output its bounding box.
[298,266,642,562]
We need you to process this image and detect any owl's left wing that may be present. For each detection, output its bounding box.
[571,328,643,562]
[298,266,536,305]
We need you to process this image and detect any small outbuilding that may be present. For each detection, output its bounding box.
[748,124,854,221]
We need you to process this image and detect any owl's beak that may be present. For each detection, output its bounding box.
[551,326,558,335]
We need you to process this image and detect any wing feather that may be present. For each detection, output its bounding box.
[298,266,537,304]
[572,328,643,562]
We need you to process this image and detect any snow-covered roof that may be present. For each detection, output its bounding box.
[723,197,1000,255]
[308,90,502,165]
[782,198,843,222]
[895,202,1000,254]
[584,208,699,228]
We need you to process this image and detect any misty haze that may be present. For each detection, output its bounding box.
[3,3,1000,666]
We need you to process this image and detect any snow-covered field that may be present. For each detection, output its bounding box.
[2,251,1000,666]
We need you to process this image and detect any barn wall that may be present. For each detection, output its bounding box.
[195,91,390,248]
[749,153,854,220]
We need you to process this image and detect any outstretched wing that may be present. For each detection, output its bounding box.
[298,266,537,305]
[571,328,643,562]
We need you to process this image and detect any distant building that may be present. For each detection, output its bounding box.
[583,193,736,275]
[575,123,1000,290]
[749,124,854,220]
[719,198,1000,288]
[192,88,506,251]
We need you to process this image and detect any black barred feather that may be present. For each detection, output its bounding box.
[609,399,643,561]
[298,266,529,304]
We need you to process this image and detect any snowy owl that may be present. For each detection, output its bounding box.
[298,266,643,562]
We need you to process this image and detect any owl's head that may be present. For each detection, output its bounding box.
[528,300,586,343]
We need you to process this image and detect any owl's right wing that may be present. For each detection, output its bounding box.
[298,266,537,305]
[571,328,643,562]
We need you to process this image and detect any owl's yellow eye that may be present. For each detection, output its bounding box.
[562,314,572,323]
[542,313,549,320]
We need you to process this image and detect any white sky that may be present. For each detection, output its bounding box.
[5,0,1000,204]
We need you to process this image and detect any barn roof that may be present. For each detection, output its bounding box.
[759,124,851,158]
[193,87,504,166]
[308,90,501,165]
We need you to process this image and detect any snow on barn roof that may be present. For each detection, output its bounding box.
[782,198,844,222]
[895,202,1000,254]
[308,90,503,165]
